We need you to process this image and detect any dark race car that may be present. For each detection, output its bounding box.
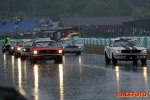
[20,40,34,60]
[2,40,17,55]
[14,40,24,57]
[30,40,63,63]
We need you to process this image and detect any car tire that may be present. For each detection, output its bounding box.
[55,58,62,63]
[78,51,81,55]
[133,60,138,64]
[112,54,117,65]
[76,52,81,55]
[9,52,13,55]
[105,52,110,64]
[2,50,5,53]
[31,58,37,63]
[21,55,25,60]
[141,59,146,65]
[14,53,18,57]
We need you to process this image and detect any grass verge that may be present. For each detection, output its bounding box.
[82,44,150,60]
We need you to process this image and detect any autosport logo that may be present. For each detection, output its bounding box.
[116,92,147,98]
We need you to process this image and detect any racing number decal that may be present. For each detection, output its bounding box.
[108,48,110,58]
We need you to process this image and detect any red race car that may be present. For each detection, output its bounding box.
[30,40,63,63]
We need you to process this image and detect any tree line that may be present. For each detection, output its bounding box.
[0,0,150,21]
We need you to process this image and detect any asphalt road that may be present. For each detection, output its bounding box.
[0,52,149,100]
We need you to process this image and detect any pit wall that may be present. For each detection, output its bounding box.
[74,37,150,50]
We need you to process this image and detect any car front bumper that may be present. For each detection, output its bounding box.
[113,53,147,60]
[22,52,30,57]
[33,54,62,60]
[63,48,82,53]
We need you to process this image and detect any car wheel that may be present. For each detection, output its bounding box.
[21,55,25,60]
[9,52,13,55]
[76,52,81,55]
[15,53,19,57]
[133,60,138,64]
[55,58,62,63]
[32,58,37,63]
[78,51,81,55]
[141,59,146,65]
[105,52,110,64]
[2,50,5,53]
[112,54,117,65]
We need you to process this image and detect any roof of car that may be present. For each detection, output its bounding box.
[111,37,137,41]
[35,40,56,42]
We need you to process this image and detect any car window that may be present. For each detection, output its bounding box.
[35,41,57,47]
[62,40,81,44]
[109,40,113,47]
[24,41,33,46]
[113,40,140,47]
[11,41,16,45]
[18,42,23,46]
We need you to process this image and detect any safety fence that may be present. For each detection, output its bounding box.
[74,37,150,50]
[0,38,38,44]
[0,37,150,50]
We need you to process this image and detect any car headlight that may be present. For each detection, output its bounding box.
[114,50,119,54]
[62,46,65,49]
[78,46,82,49]
[11,47,14,49]
[23,48,26,51]
[58,50,62,53]
[17,47,20,50]
[142,49,147,53]
[33,50,38,54]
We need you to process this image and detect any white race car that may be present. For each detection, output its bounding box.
[61,40,84,55]
[104,38,147,64]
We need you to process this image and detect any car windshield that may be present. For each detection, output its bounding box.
[35,41,57,47]
[18,42,23,46]
[11,41,16,45]
[113,39,140,47]
[24,41,33,46]
[62,40,81,44]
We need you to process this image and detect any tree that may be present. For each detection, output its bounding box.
[118,0,133,16]
[83,3,95,17]
[94,1,109,16]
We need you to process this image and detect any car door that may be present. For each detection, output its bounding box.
[107,40,113,59]
[30,42,35,58]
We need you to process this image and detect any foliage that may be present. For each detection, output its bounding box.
[0,0,150,21]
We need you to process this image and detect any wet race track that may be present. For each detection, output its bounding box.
[0,52,150,100]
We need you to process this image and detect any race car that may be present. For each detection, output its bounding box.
[104,38,147,65]
[61,40,84,55]
[30,40,63,63]
[14,40,24,57]
[20,40,34,60]
[2,40,17,55]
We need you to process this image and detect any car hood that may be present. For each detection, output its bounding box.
[33,47,62,50]
[62,44,83,46]
[23,46,32,48]
[114,46,146,50]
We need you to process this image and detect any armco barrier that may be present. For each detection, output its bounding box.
[74,37,150,50]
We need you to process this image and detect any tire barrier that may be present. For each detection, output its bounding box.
[74,37,150,50]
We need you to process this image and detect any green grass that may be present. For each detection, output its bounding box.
[83,44,150,60]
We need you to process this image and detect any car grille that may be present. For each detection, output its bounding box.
[66,46,78,48]
[39,50,57,54]
[23,48,30,52]
[121,50,141,53]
